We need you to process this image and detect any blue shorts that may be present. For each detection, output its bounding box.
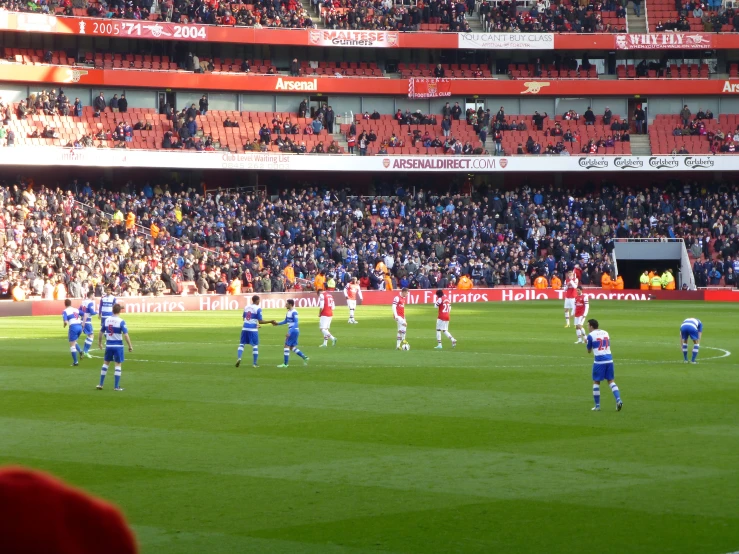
[592,362,615,382]
[285,329,299,347]
[83,322,94,335]
[680,326,700,341]
[68,324,82,342]
[240,329,259,346]
[104,347,125,363]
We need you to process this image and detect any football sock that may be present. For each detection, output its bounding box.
[436,331,442,344]
[292,347,306,359]
[682,343,688,361]
[252,346,258,365]
[283,348,290,365]
[99,364,108,386]
[610,382,621,402]
[592,384,600,407]
[84,338,93,354]
[114,366,121,389]
[396,336,402,348]
[692,344,700,362]
[349,308,355,320]
[70,347,78,364]
[76,344,82,354]
[237,345,244,360]
[444,331,454,341]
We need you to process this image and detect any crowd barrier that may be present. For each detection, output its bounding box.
[1,288,735,317]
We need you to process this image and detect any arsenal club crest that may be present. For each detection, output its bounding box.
[499,158,508,168]
[309,29,322,45]
[382,158,391,168]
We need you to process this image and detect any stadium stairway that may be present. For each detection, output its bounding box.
[303,0,326,27]
[630,134,652,155]
[627,3,647,33]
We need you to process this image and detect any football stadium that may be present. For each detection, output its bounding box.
[1,2,739,552]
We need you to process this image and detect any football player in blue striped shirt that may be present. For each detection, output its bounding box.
[97,287,116,349]
[274,299,309,368]
[62,299,83,366]
[78,290,97,358]
[97,303,133,392]
[587,319,623,412]
[237,295,275,368]
[680,318,703,363]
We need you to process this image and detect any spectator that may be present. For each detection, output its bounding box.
[634,104,646,134]
[118,94,128,114]
[109,94,119,113]
[199,95,208,116]
[434,64,445,77]
[93,92,106,116]
[290,58,300,77]
[584,106,595,126]
[680,105,691,126]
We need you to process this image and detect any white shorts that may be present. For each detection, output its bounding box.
[319,316,332,329]
[575,316,585,326]
[436,319,449,331]
[564,298,575,311]
[396,317,407,332]
[346,299,357,310]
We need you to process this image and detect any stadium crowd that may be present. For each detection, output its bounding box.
[0,0,315,28]
[1,178,738,300]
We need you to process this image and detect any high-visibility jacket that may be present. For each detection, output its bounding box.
[640,273,650,290]
[551,276,562,290]
[314,274,326,291]
[284,266,295,283]
[384,274,394,291]
[534,276,548,289]
[227,278,241,295]
[326,277,336,290]
[613,276,624,290]
[662,272,675,290]
[601,274,612,289]
[11,285,25,301]
[457,275,473,290]
[125,212,136,230]
[650,276,663,290]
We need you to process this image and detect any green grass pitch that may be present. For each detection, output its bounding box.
[1,300,738,554]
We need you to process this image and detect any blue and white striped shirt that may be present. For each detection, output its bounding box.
[99,295,116,318]
[277,309,299,331]
[242,304,263,332]
[681,318,703,332]
[104,316,128,348]
[62,307,82,326]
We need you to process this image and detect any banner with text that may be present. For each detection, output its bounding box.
[408,78,452,98]
[0,149,737,173]
[0,288,717,318]
[458,32,554,50]
[615,33,713,50]
[307,29,399,47]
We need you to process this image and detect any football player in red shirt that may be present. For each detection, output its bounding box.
[434,289,457,349]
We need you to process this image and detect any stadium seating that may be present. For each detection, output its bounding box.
[342,114,631,155]
[615,62,710,79]
[3,106,334,153]
[398,63,492,79]
[648,114,732,154]
[508,63,597,80]
[647,0,734,32]
[300,61,383,77]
